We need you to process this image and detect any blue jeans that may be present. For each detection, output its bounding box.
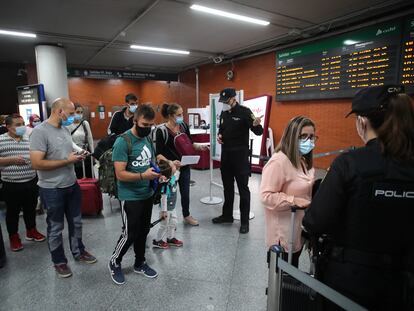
[40,183,85,265]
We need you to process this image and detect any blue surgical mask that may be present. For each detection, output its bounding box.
[129,105,137,113]
[32,121,41,127]
[299,139,315,155]
[74,114,83,121]
[175,116,184,124]
[61,115,75,127]
[15,126,26,136]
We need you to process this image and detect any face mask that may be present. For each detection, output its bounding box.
[129,105,137,113]
[135,125,151,138]
[15,126,26,136]
[222,103,230,111]
[32,121,41,127]
[61,115,75,127]
[74,114,83,121]
[299,139,315,155]
[175,116,184,124]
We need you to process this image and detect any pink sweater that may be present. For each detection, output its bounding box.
[260,151,314,252]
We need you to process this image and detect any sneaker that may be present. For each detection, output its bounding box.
[152,239,169,249]
[76,250,97,264]
[54,263,72,278]
[240,223,249,234]
[167,238,183,248]
[9,233,23,252]
[26,228,46,242]
[134,262,158,278]
[212,215,234,224]
[184,215,199,226]
[108,261,125,285]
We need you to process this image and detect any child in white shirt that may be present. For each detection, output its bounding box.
[152,160,183,249]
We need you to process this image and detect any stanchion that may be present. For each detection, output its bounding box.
[200,140,222,205]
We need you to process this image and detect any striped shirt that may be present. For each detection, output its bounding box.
[0,133,36,183]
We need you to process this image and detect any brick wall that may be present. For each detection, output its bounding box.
[68,78,183,139]
[66,52,365,168]
[178,52,363,168]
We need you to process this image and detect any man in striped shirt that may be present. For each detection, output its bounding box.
[0,114,45,252]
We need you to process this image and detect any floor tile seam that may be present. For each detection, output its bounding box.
[224,233,242,311]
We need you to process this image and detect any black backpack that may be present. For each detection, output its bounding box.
[92,133,118,160]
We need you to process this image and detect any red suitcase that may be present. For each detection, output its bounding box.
[78,158,103,216]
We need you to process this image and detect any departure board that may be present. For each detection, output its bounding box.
[276,21,401,101]
[400,16,414,94]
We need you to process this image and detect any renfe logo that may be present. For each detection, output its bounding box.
[376,26,396,36]
[375,190,414,199]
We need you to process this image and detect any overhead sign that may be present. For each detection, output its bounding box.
[67,68,179,82]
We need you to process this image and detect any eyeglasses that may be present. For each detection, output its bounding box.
[299,134,318,142]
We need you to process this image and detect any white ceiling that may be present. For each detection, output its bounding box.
[0,0,411,73]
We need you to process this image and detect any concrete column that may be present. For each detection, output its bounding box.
[35,45,69,107]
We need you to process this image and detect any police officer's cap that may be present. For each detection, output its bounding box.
[219,88,236,103]
[346,84,405,117]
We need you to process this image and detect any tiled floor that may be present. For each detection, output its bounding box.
[0,168,322,311]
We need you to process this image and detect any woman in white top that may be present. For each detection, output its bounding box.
[67,103,94,178]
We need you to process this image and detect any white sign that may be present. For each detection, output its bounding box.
[243,96,269,165]
[18,104,40,125]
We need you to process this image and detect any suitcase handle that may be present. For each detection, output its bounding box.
[81,155,95,179]
[288,205,307,265]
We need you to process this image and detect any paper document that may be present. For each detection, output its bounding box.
[180,155,200,166]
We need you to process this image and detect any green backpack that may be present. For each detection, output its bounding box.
[98,133,132,198]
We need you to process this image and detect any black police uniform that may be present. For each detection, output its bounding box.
[303,139,414,310]
[219,102,263,225]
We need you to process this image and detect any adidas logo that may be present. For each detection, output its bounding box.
[131,145,152,167]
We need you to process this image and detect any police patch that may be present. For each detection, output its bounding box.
[372,182,414,208]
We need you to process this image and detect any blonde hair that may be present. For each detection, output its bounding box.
[275,116,315,170]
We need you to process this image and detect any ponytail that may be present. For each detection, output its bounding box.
[375,94,414,163]
[161,103,181,119]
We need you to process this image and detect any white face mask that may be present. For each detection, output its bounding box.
[222,103,230,111]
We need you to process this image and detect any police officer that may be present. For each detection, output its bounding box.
[303,85,414,310]
[212,88,263,234]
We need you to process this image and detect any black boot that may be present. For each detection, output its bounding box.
[212,215,234,224]
[239,223,249,234]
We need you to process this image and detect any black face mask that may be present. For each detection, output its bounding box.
[135,125,151,138]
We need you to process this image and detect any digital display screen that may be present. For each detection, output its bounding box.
[400,16,414,94]
[276,18,414,100]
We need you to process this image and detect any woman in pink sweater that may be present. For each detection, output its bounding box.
[260,116,316,267]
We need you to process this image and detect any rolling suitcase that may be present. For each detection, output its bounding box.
[78,157,103,216]
[279,206,319,311]
[0,222,6,268]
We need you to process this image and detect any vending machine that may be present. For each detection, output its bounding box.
[16,84,47,124]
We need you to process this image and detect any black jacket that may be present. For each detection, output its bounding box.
[108,107,134,135]
[303,139,414,268]
[218,103,263,151]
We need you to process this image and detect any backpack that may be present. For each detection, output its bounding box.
[98,133,132,198]
[92,133,118,160]
[152,122,193,157]
[151,123,168,152]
